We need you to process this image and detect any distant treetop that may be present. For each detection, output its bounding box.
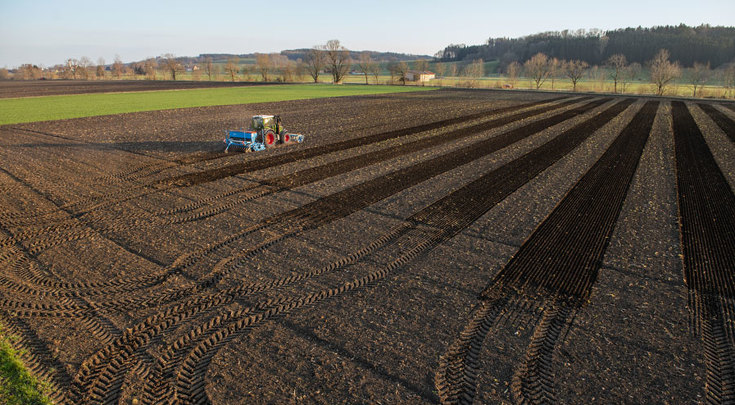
[438,24,735,68]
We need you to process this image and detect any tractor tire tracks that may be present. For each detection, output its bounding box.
[672,101,735,404]
[435,100,658,404]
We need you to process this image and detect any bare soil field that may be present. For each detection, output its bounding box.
[1,88,734,404]
[0,80,270,98]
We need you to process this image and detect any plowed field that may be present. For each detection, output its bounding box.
[1,88,734,404]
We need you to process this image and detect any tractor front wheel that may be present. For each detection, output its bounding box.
[263,129,277,148]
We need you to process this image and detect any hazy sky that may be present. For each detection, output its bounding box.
[1,0,733,68]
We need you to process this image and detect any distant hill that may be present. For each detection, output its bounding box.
[193,50,431,64]
[438,24,735,69]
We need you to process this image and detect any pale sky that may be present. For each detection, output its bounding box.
[1,0,733,68]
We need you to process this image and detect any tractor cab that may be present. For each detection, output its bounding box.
[251,115,283,134]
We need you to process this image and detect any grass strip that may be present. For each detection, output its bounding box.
[0,84,436,125]
[0,326,52,405]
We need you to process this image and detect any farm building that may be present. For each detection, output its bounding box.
[406,70,435,82]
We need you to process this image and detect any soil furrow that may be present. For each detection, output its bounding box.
[164,97,571,187]
[672,100,735,404]
[697,103,735,143]
[70,98,614,403]
[435,100,657,404]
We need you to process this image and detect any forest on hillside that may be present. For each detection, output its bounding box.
[438,25,735,70]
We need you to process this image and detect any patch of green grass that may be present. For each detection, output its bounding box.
[0,327,52,405]
[0,84,436,125]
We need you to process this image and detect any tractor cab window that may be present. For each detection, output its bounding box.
[252,116,274,130]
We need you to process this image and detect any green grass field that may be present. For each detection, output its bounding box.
[0,326,52,405]
[0,84,436,125]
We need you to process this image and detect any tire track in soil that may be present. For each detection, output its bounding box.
[435,100,658,405]
[70,98,613,404]
[672,101,735,405]
[166,98,637,405]
[0,97,580,302]
[697,103,735,143]
[163,97,570,188]
[0,97,567,238]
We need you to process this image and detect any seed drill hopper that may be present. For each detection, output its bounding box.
[224,115,304,152]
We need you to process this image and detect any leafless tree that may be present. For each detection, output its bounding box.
[19,64,43,80]
[144,58,158,80]
[393,61,409,85]
[415,59,429,72]
[305,46,326,83]
[162,54,182,80]
[204,57,214,81]
[325,39,350,84]
[649,49,681,96]
[565,59,589,91]
[447,63,457,77]
[279,63,294,82]
[96,57,106,79]
[462,59,484,87]
[606,54,627,93]
[294,60,306,82]
[225,57,239,81]
[525,53,551,89]
[356,52,374,84]
[78,56,92,80]
[549,57,561,90]
[0,68,9,80]
[241,64,254,81]
[723,63,735,98]
[369,62,380,84]
[688,62,710,98]
[256,53,273,82]
[620,62,641,93]
[506,61,521,87]
[589,65,605,91]
[112,56,125,79]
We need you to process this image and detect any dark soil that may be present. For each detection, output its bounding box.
[0,86,733,404]
[0,80,273,98]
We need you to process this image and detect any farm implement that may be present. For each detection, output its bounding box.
[224,114,304,152]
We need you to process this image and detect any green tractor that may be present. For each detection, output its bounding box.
[224,114,304,152]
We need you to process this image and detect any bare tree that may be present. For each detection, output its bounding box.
[112,55,125,79]
[256,53,273,82]
[549,57,561,90]
[447,63,457,77]
[325,39,350,84]
[525,53,551,89]
[96,57,106,79]
[606,54,627,93]
[225,57,239,81]
[565,59,589,91]
[723,63,735,98]
[415,59,429,72]
[204,57,214,81]
[241,64,254,81]
[394,61,409,85]
[162,54,182,80]
[144,58,158,80]
[621,62,641,93]
[462,59,484,87]
[369,62,380,84]
[434,62,446,85]
[506,61,521,87]
[294,60,306,82]
[0,68,9,80]
[18,64,43,80]
[78,56,93,80]
[688,62,710,98]
[305,46,326,83]
[649,49,681,96]
[356,52,374,84]
[279,62,294,82]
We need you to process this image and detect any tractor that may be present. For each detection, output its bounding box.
[224,115,304,152]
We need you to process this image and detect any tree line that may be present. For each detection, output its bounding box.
[439,24,735,69]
